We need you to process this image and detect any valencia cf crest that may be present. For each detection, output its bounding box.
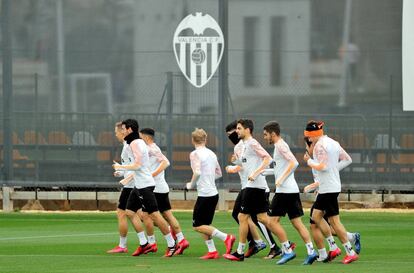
[173,12,224,88]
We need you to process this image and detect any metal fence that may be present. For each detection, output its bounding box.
[1,0,412,193]
[1,111,413,192]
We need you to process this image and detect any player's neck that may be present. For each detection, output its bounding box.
[273,135,281,143]
[195,143,205,149]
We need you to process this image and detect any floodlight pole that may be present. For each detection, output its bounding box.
[56,0,65,112]
[1,0,14,182]
[218,0,229,187]
[338,0,352,107]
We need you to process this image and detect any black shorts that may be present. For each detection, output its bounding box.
[193,195,219,227]
[312,192,340,218]
[240,188,268,215]
[125,188,142,212]
[309,204,330,224]
[138,186,159,214]
[232,189,244,221]
[268,193,304,220]
[118,187,133,210]
[154,192,172,213]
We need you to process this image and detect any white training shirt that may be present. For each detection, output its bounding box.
[120,141,135,188]
[233,140,270,192]
[311,135,352,194]
[239,137,271,190]
[189,146,221,197]
[147,142,170,193]
[233,140,248,189]
[125,139,156,189]
[272,138,299,193]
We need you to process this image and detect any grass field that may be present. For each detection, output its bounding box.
[1,210,413,273]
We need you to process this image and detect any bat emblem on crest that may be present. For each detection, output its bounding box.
[173,12,224,88]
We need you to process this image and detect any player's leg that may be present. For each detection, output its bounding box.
[309,205,328,261]
[259,221,283,259]
[290,217,318,264]
[156,192,189,253]
[193,195,234,259]
[261,191,281,256]
[107,188,131,253]
[329,219,361,254]
[117,209,128,238]
[323,192,357,263]
[328,215,358,264]
[232,190,242,224]
[224,188,267,262]
[139,187,177,257]
[263,192,296,265]
[224,188,253,261]
[139,211,157,252]
[312,193,343,262]
[123,188,151,257]
[244,217,266,258]
[163,209,189,254]
[287,193,317,265]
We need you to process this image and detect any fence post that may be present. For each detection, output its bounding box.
[218,188,227,211]
[218,0,229,189]
[2,0,14,184]
[166,72,173,179]
[2,186,14,212]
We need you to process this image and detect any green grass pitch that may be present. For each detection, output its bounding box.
[0,211,413,273]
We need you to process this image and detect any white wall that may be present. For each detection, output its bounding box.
[403,0,414,111]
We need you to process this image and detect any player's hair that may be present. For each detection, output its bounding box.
[225,120,238,132]
[122,119,139,133]
[115,122,123,130]
[237,118,254,133]
[140,128,155,138]
[305,120,324,131]
[263,121,280,136]
[192,128,207,144]
[304,120,324,137]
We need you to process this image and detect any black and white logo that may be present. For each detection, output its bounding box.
[173,12,224,88]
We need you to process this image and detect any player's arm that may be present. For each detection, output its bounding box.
[276,146,299,187]
[113,161,125,177]
[215,160,222,180]
[186,152,201,190]
[119,173,134,186]
[152,148,170,177]
[338,147,352,171]
[306,143,328,171]
[113,141,142,171]
[261,168,274,176]
[248,141,272,181]
[304,181,320,193]
[226,164,242,174]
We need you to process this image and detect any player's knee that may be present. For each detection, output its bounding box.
[257,214,268,225]
[117,209,126,219]
[125,209,137,219]
[237,213,248,223]
[328,216,340,226]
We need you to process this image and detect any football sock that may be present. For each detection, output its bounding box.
[212,229,227,241]
[343,241,356,256]
[119,236,127,248]
[326,236,338,251]
[205,239,217,252]
[305,242,315,255]
[137,232,148,246]
[147,235,156,244]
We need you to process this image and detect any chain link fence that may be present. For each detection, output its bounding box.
[1,0,413,194]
